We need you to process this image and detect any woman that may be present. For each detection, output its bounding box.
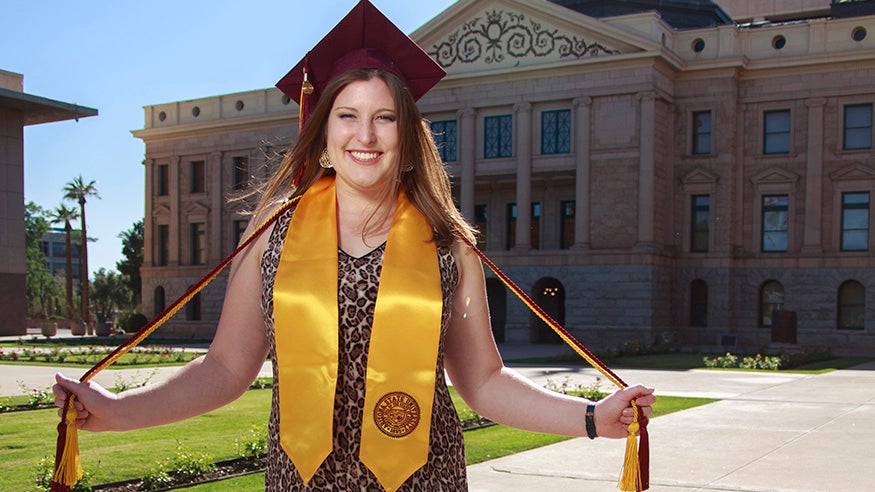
[54,2,655,491]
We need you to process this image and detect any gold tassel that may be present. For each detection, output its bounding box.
[53,398,82,486]
[617,404,642,492]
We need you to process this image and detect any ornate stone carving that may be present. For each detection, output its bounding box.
[429,9,619,68]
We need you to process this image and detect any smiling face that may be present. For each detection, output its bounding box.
[325,77,401,196]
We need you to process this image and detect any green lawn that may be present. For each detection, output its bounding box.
[0,385,712,491]
[0,389,271,491]
[180,394,713,491]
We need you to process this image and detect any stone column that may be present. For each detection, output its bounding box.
[209,151,223,261]
[803,97,826,253]
[143,158,154,266]
[572,97,592,250]
[514,102,533,250]
[169,156,180,266]
[458,108,476,222]
[636,92,656,248]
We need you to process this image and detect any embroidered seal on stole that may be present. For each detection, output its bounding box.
[374,392,421,438]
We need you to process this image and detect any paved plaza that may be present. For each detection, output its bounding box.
[2,333,873,491]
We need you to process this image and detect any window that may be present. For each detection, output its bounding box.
[690,279,708,327]
[759,280,784,327]
[431,120,457,162]
[560,200,575,249]
[762,195,789,252]
[234,220,249,247]
[474,204,487,250]
[531,202,541,250]
[485,115,513,159]
[233,157,249,190]
[186,289,201,321]
[506,204,516,250]
[505,203,540,250]
[51,242,67,257]
[190,222,206,265]
[841,192,869,251]
[154,286,165,318]
[838,280,865,330]
[763,110,791,154]
[692,111,712,155]
[190,160,205,193]
[157,225,169,267]
[157,164,169,196]
[541,109,571,155]
[844,104,873,150]
[691,195,710,252]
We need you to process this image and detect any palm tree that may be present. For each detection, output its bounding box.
[64,175,100,330]
[49,204,79,324]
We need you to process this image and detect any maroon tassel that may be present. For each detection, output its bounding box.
[50,416,72,492]
[638,415,650,491]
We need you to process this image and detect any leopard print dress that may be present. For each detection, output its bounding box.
[260,206,468,491]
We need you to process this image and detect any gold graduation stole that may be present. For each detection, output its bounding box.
[273,176,442,491]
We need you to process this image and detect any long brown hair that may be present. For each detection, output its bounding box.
[254,69,474,247]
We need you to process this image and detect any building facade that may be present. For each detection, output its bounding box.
[133,0,875,355]
[40,228,82,282]
[0,70,96,335]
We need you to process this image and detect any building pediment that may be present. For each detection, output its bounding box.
[682,168,720,185]
[830,164,875,182]
[183,201,210,216]
[751,167,799,185]
[413,0,651,76]
[152,204,171,218]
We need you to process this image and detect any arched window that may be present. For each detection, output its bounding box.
[186,289,202,321]
[690,279,708,328]
[759,280,784,327]
[154,286,165,318]
[838,280,865,330]
[530,277,565,344]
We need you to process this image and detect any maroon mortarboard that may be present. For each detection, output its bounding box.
[276,0,446,129]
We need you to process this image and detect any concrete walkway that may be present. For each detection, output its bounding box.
[468,358,875,492]
[3,334,873,491]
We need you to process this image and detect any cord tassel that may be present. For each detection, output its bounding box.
[51,397,81,490]
[49,198,298,492]
[617,403,649,492]
[456,234,650,490]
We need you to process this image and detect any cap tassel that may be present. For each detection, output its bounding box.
[618,402,649,492]
[293,60,314,187]
[51,397,82,491]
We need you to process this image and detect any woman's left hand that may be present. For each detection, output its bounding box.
[594,385,656,439]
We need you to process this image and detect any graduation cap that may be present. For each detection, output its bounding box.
[276,0,446,128]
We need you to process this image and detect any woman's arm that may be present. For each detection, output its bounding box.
[443,240,655,439]
[53,219,274,432]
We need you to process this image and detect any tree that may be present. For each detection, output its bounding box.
[91,268,132,324]
[64,175,100,328]
[24,202,59,319]
[49,204,80,322]
[117,219,144,308]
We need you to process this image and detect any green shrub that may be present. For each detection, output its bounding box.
[34,455,95,492]
[123,313,149,333]
[544,376,609,401]
[140,442,215,490]
[703,352,782,370]
[235,424,268,464]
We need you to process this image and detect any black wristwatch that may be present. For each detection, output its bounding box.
[585,402,598,439]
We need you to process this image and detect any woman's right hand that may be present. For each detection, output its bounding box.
[53,373,119,432]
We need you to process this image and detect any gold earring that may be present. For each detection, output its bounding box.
[402,163,413,172]
[319,149,332,169]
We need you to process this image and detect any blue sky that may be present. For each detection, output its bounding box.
[3,0,456,274]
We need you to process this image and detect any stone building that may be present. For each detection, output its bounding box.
[0,70,96,335]
[133,0,875,355]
